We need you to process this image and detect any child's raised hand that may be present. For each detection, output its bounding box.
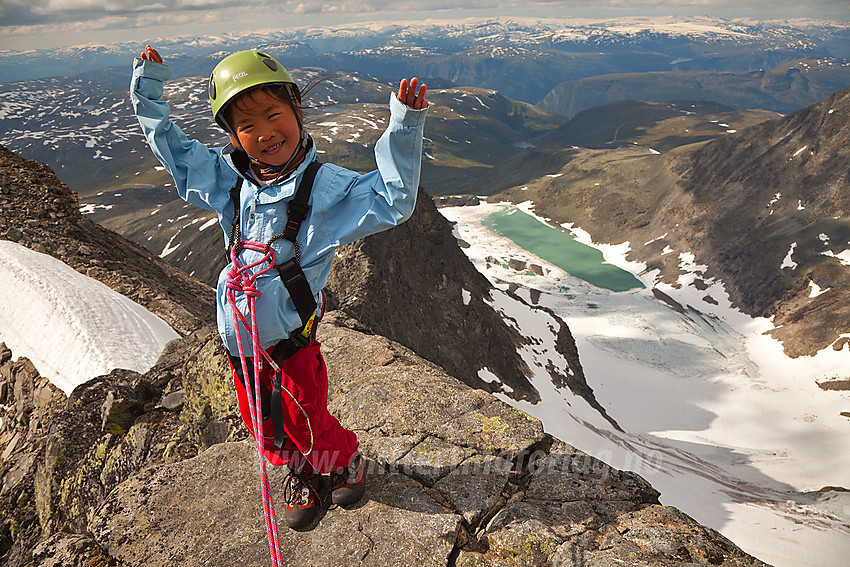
[140,45,163,64]
[398,77,428,110]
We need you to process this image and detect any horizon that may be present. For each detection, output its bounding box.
[2,0,849,52]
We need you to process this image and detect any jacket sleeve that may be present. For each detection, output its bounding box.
[320,93,428,247]
[129,58,236,215]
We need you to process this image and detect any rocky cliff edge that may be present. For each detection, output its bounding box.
[2,319,767,566]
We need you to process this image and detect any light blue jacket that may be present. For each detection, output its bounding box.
[130,58,428,354]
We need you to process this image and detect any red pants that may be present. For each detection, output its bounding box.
[229,339,357,472]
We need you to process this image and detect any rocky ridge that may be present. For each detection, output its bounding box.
[668,87,850,356]
[2,322,769,567]
[0,147,769,565]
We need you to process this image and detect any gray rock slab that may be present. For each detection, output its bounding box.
[89,441,462,567]
[433,453,513,524]
[395,435,476,484]
[320,319,547,459]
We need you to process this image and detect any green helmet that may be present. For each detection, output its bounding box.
[208,50,299,130]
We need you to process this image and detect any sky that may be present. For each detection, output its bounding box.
[1,0,849,51]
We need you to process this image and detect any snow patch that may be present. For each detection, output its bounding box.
[822,249,850,266]
[781,242,797,270]
[198,218,218,231]
[644,233,668,246]
[79,203,113,215]
[0,241,179,394]
[809,281,831,298]
[159,233,180,258]
[768,192,781,207]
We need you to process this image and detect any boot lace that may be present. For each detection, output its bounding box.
[284,470,318,507]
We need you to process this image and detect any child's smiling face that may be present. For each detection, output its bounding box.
[228,88,302,172]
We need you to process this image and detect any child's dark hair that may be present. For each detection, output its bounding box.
[222,84,301,127]
[221,77,327,131]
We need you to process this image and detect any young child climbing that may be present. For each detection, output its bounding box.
[130,45,428,544]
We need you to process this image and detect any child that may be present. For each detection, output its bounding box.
[131,46,428,539]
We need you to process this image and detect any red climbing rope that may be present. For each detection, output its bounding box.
[225,240,285,567]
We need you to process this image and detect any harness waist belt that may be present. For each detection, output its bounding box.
[229,317,319,450]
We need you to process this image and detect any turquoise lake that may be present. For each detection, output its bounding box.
[482,207,644,292]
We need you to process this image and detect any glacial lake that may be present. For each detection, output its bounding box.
[482,207,644,292]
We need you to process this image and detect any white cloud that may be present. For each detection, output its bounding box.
[3,0,848,28]
[0,0,847,50]
[2,0,245,25]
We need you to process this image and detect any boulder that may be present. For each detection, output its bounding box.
[0,346,66,565]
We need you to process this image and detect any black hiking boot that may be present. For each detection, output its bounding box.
[283,465,321,529]
[330,451,365,506]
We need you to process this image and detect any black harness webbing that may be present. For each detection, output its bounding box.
[226,160,322,449]
[225,178,243,262]
[273,159,321,330]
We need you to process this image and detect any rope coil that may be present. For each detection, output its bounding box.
[226,239,314,565]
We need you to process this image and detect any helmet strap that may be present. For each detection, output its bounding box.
[258,129,310,179]
[229,128,310,181]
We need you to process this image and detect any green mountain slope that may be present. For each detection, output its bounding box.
[534,99,778,151]
[453,98,777,195]
[490,87,850,358]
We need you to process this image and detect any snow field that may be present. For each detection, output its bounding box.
[440,201,850,567]
[0,241,180,395]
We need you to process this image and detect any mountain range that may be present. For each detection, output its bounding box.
[0,70,566,196]
[2,18,849,109]
[3,16,850,199]
[4,17,850,91]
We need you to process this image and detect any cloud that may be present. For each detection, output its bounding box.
[1,0,847,47]
[1,0,244,26]
[0,0,43,25]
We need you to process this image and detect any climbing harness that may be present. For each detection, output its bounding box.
[224,160,322,564]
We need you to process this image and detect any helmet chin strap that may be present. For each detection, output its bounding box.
[230,127,310,178]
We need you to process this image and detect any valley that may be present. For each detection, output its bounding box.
[482,88,850,359]
[439,200,850,567]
